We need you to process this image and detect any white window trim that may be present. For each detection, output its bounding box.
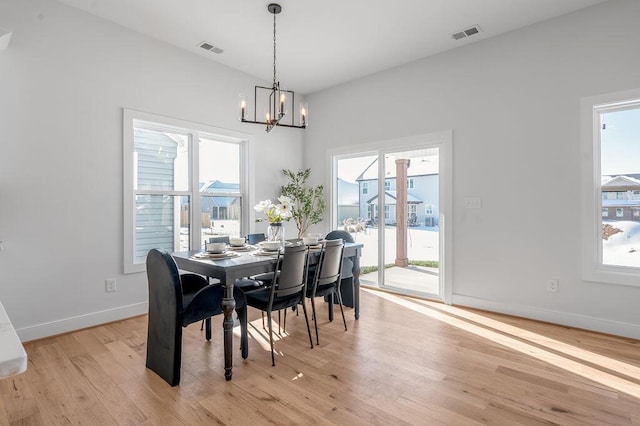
[123,109,249,274]
[581,88,640,287]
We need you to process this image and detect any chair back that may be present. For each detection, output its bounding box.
[247,233,266,245]
[146,249,183,322]
[209,236,230,244]
[315,239,345,288]
[325,230,354,279]
[325,230,354,243]
[272,244,308,299]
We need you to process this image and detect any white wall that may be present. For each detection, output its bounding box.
[305,0,640,338]
[0,0,304,340]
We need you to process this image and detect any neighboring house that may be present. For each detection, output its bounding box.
[601,174,640,221]
[134,128,179,258]
[356,157,439,226]
[199,180,241,221]
[337,178,359,222]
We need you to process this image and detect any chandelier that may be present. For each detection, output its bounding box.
[239,3,308,133]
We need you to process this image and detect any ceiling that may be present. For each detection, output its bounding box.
[56,0,607,94]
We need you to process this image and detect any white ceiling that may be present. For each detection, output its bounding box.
[56,0,607,94]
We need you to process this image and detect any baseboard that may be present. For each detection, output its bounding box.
[452,294,640,340]
[16,302,148,342]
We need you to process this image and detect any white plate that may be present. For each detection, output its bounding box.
[227,245,253,251]
[193,251,240,259]
[252,250,280,257]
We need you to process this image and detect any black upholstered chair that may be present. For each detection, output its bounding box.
[306,239,347,344]
[145,248,247,386]
[243,244,314,366]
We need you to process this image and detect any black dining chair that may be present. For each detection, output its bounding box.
[145,248,248,386]
[306,239,347,344]
[242,244,314,366]
[325,230,356,308]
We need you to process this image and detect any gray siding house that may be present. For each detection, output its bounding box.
[134,128,179,258]
[356,157,439,226]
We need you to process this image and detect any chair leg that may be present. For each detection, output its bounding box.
[267,309,275,366]
[205,317,212,341]
[336,289,348,331]
[300,300,314,349]
[278,310,281,335]
[237,307,249,359]
[310,297,319,345]
[200,319,204,330]
[283,309,287,332]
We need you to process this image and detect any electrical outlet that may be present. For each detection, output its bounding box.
[105,278,117,293]
[546,279,559,293]
[464,197,482,209]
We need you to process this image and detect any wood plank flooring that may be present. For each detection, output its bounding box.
[1,288,640,425]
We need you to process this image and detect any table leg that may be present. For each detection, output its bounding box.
[353,255,360,320]
[221,275,235,381]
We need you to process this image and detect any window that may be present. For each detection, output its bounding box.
[124,109,247,273]
[408,178,414,189]
[384,179,391,190]
[384,205,390,220]
[425,204,433,216]
[581,90,640,286]
[362,182,368,195]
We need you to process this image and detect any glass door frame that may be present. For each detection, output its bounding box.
[329,130,453,304]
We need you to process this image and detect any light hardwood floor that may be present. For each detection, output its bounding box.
[2,288,640,425]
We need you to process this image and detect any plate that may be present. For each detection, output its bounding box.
[227,244,253,251]
[252,250,280,257]
[193,251,240,259]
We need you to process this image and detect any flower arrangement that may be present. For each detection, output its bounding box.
[254,195,293,224]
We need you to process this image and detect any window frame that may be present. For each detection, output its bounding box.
[581,89,640,287]
[123,109,249,274]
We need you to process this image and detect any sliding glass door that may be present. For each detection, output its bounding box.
[332,136,450,301]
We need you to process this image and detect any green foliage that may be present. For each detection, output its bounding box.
[281,168,326,238]
[359,260,439,275]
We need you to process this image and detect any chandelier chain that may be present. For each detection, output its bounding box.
[272,10,277,87]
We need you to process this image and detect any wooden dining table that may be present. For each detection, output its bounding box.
[172,241,362,381]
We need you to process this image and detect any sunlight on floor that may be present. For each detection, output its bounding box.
[233,317,289,354]
[364,288,640,399]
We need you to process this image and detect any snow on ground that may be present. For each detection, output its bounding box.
[602,220,640,267]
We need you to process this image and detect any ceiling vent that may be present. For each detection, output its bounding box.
[198,41,224,54]
[451,25,482,41]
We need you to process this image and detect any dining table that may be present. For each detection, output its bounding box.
[172,241,362,381]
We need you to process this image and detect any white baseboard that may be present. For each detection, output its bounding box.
[452,294,640,340]
[16,302,148,342]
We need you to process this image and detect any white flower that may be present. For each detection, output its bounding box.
[254,199,272,213]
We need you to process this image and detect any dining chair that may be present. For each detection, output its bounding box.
[208,236,230,245]
[145,248,248,386]
[247,233,266,245]
[242,244,314,366]
[325,230,356,307]
[306,239,347,344]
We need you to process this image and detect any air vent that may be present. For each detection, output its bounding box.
[198,41,224,54]
[451,25,482,41]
